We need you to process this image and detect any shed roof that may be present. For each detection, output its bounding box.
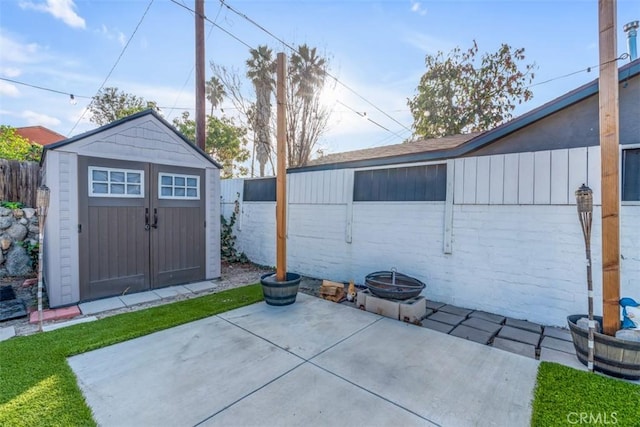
[43,109,221,168]
[291,58,640,173]
[16,126,66,146]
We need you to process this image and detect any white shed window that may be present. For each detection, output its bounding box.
[159,173,200,200]
[89,167,144,198]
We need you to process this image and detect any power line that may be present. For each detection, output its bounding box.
[68,0,155,135]
[218,0,413,133]
[171,0,410,138]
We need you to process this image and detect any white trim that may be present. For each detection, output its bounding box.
[88,166,144,198]
[158,172,200,200]
[354,160,447,172]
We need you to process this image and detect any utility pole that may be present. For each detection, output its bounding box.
[598,0,620,336]
[195,0,206,151]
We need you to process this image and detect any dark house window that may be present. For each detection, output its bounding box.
[353,164,447,202]
[622,148,640,201]
[243,177,276,201]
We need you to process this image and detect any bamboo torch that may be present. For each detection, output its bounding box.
[576,184,594,372]
[36,185,50,332]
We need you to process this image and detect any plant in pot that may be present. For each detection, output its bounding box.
[260,52,301,306]
[567,184,640,379]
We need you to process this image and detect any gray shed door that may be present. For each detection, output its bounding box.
[78,156,205,301]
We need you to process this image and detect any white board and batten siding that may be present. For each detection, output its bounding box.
[453,147,602,206]
[220,146,639,326]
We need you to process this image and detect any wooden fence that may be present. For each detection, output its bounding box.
[0,159,41,208]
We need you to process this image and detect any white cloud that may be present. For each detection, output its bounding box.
[96,24,126,47]
[19,0,86,29]
[0,67,22,78]
[0,81,20,97]
[21,110,62,127]
[0,32,42,64]
[410,1,427,16]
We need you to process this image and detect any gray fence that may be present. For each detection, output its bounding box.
[0,159,41,207]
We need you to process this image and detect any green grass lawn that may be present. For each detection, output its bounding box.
[531,362,640,426]
[2,285,639,426]
[0,284,263,427]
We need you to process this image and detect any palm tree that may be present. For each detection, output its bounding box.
[246,45,275,177]
[205,76,226,116]
[288,44,328,166]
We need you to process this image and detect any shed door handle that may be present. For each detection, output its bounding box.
[152,208,158,229]
[145,208,150,231]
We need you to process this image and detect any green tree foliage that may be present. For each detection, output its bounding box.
[89,87,159,126]
[0,125,42,162]
[408,41,536,139]
[172,112,250,178]
[206,76,226,116]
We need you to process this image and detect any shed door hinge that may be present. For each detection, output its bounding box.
[78,224,82,233]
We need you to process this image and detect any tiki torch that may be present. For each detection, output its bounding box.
[575,184,594,372]
[36,185,50,332]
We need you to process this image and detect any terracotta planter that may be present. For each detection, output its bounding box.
[260,272,301,306]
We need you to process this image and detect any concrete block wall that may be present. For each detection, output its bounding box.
[221,149,640,327]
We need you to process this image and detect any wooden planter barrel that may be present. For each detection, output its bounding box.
[260,272,301,306]
[567,314,640,380]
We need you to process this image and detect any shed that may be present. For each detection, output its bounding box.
[42,110,222,307]
[221,59,640,326]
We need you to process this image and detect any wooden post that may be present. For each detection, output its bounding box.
[598,0,621,336]
[276,53,287,281]
[195,0,206,151]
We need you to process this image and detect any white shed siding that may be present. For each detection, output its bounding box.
[220,147,640,326]
[44,151,80,307]
[55,118,213,169]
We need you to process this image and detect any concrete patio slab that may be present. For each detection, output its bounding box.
[540,336,575,354]
[461,317,503,335]
[69,296,541,427]
[42,316,97,332]
[421,319,455,334]
[219,293,381,360]
[497,325,541,346]
[450,324,494,344]
[492,337,537,359]
[543,326,573,341]
[79,297,125,315]
[469,311,505,324]
[313,318,539,427]
[439,304,473,317]
[119,290,161,306]
[201,363,435,427]
[427,310,465,326]
[68,315,303,427]
[184,281,219,293]
[152,285,192,298]
[0,325,15,342]
[505,318,542,334]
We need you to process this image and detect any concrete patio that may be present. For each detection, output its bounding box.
[69,293,539,427]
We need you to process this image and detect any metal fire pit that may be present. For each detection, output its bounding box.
[364,270,426,300]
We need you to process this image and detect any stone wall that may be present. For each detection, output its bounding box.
[0,206,39,277]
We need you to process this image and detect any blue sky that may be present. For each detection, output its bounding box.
[1,0,638,158]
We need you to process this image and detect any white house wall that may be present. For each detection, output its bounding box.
[221,147,639,326]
